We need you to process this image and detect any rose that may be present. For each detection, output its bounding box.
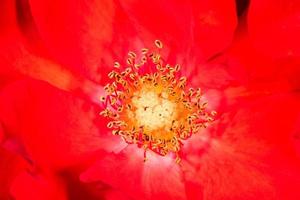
[1,0,300,199]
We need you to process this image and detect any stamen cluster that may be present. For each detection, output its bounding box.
[100,40,216,161]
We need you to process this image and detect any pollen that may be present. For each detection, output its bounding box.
[100,40,216,161]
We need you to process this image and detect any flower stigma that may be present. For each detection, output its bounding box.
[100,40,216,163]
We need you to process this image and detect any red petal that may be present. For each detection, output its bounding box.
[28,0,115,82]
[0,148,28,199]
[80,146,186,200]
[248,0,300,59]
[184,180,203,200]
[0,0,18,35]
[120,0,237,61]
[182,93,300,200]
[0,123,4,143]
[227,31,300,92]
[10,171,67,200]
[119,0,194,56]
[0,79,112,169]
[292,116,300,158]
[104,189,132,200]
[192,0,237,59]
[0,38,106,103]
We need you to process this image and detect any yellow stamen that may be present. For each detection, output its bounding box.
[100,40,216,160]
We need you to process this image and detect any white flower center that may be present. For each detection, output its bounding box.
[132,90,177,131]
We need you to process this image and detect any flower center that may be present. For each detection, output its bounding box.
[132,89,177,131]
[100,40,216,162]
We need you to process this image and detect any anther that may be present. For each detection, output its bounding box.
[128,51,136,58]
[114,62,120,68]
[141,48,149,54]
[211,111,217,116]
[155,40,163,49]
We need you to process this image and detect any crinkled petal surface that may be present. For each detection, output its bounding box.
[0,78,119,169]
[182,93,300,200]
[80,146,186,200]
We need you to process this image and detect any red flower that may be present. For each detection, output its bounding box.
[1,0,300,199]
